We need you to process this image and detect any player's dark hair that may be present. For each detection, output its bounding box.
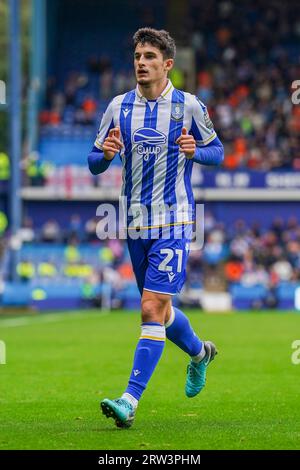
[133,28,176,60]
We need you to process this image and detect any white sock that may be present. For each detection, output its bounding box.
[121,392,138,409]
[191,342,206,363]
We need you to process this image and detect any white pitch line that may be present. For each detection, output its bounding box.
[0,318,30,327]
[0,311,110,328]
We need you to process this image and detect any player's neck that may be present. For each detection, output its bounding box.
[137,77,169,101]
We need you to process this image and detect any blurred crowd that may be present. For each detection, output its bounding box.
[196,211,300,286]
[11,213,300,301]
[19,214,110,245]
[40,1,300,171]
[188,0,300,171]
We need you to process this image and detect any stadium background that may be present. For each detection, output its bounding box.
[1,0,300,312]
[1,0,300,451]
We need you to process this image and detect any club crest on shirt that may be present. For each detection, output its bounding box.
[171,102,184,121]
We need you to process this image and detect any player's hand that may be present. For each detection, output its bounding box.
[102,127,124,160]
[176,127,196,159]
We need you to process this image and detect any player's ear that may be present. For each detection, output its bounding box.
[165,58,174,72]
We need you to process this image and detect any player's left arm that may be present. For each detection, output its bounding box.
[176,96,224,166]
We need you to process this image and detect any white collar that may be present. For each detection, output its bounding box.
[135,80,174,102]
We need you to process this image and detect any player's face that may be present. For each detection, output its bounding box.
[134,43,173,86]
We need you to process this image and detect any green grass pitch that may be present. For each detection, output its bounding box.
[0,309,300,450]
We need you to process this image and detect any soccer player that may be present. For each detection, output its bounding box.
[88,28,224,428]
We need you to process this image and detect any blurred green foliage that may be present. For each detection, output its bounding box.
[0,0,31,151]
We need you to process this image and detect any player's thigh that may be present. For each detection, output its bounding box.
[126,236,149,295]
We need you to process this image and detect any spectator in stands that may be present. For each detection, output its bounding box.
[38,261,57,279]
[41,219,61,243]
[82,96,97,124]
[0,152,10,181]
[271,256,293,282]
[0,211,8,237]
[85,217,99,242]
[67,214,83,242]
[224,259,244,284]
[17,259,35,283]
[20,217,35,243]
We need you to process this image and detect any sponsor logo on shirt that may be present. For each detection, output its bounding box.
[132,127,167,161]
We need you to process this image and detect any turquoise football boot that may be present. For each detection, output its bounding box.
[101,398,135,428]
[185,341,218,398]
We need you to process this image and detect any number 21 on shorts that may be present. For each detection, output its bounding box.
[158,248,183,273]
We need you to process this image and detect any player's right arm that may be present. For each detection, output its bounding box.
[87,101,123,175]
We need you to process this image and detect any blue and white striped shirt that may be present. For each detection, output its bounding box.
[90,80,223,228]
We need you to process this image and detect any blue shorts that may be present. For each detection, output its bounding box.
[127,224,193,296]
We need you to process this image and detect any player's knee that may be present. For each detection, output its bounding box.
[141,298,167,324]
